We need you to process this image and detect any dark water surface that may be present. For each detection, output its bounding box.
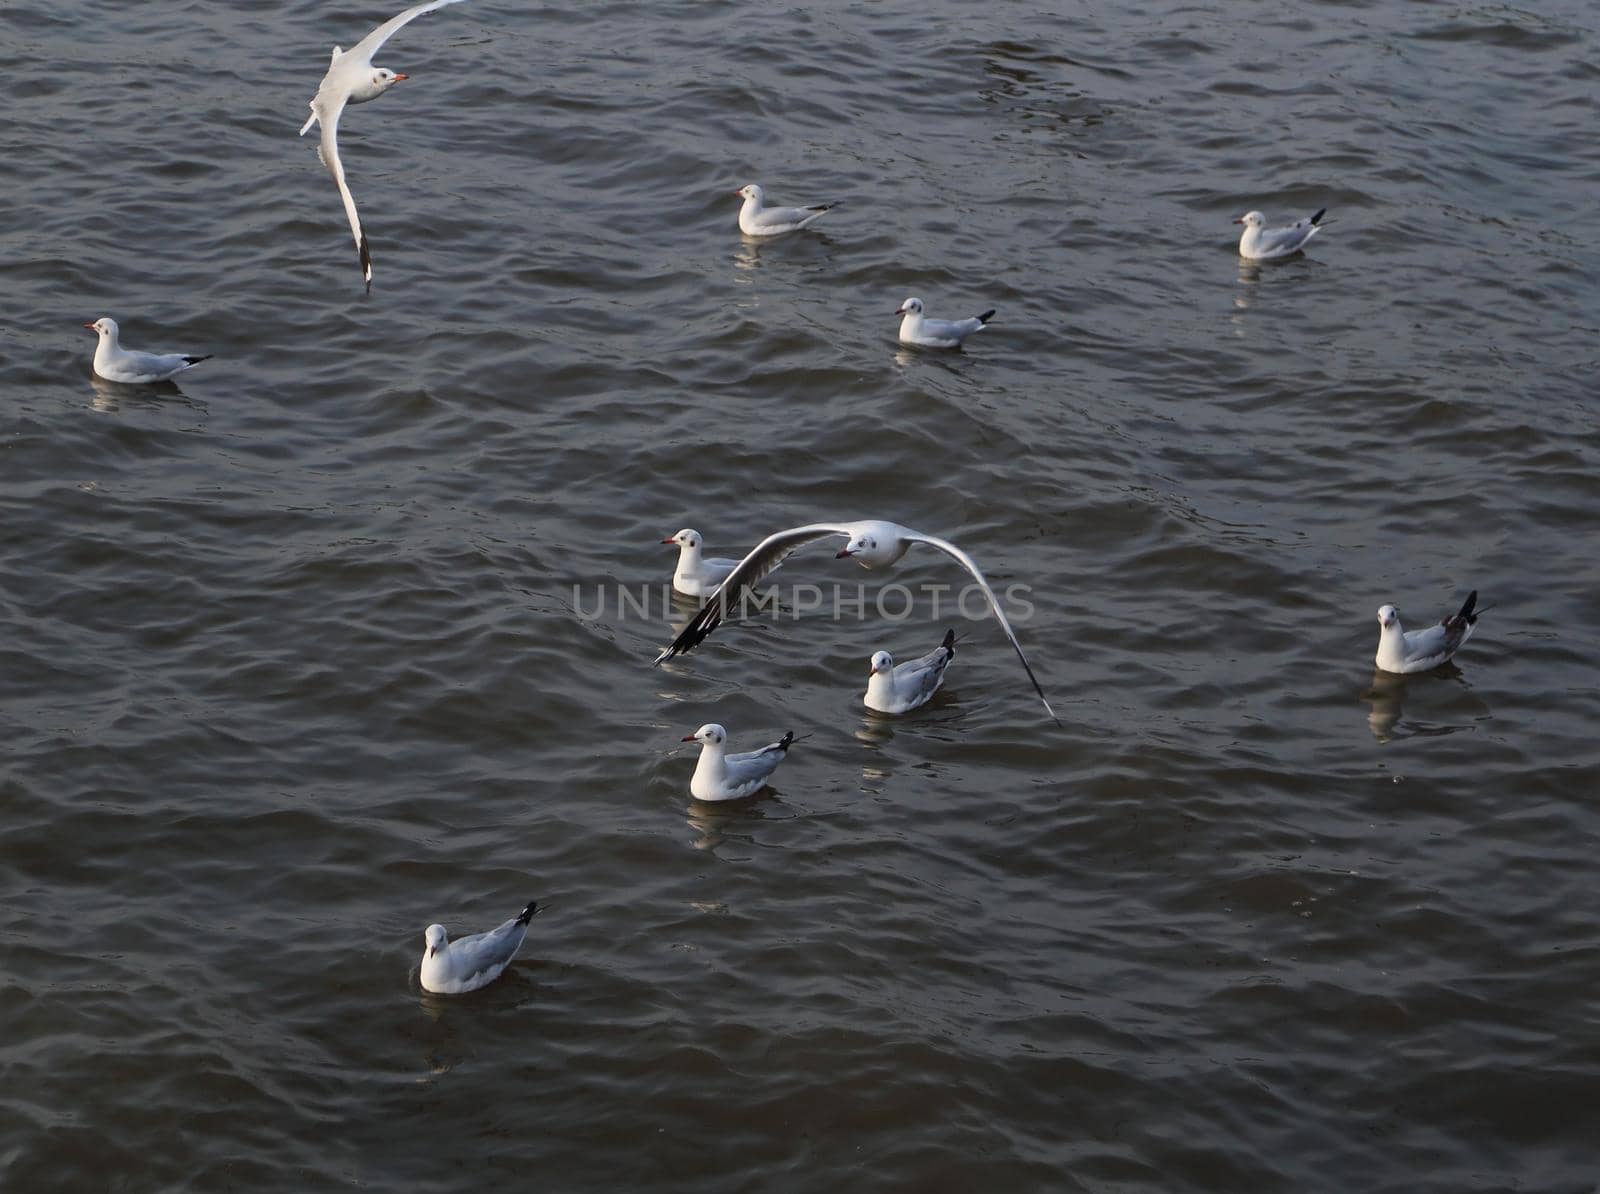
[3,1,1598,1190]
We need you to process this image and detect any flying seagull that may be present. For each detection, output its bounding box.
[653,519,1057,723]
[299,0,471,289]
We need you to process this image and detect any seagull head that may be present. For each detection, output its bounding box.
[895,297,923,317]
[836,532,878,560]
[734,184,763,203]
[423,923,447,958]
[83,317,116,337]
[662,528,701,549]
[1377,604,1400,631]
[1233,211,1265,228]
[373,67,408,92]
[682,723,726,746]
[869,650,894,675]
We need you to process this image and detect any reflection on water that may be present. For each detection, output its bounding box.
[89,374,193,412]
[685,792,778,852]
[1360,665,1488,742]
[1361,668,1408,742]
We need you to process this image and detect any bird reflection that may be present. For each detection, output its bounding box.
[1231,259,1263,322]
[1361,669,1407,742]
[684,794,774,853]
[734,238,762,274]
[89,374,198,413]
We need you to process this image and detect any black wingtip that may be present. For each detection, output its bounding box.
[517,901,538,925]
[1458,589,1478,623]
[977,310,996,325]
[940,627,956,653]
[1310,208,1327,225]
[359,234,372,289]
[183,354,213,366]
[777,731,795,752]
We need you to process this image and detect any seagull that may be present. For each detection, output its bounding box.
[653,519,1057,723]
[734,184,839,237]
[298,0,470,289]
[419,900,538,994]
[1374,591,1480,674]
[83,318,211,384]
[865,628,957,715]
[1233,208,1326,260]
[895,297,995,349]
[681,723,796,801]
[661,529,741,598]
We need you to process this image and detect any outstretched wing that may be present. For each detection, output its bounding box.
[316,100,372,287]
[653,523,855,663]
[347,0,470,66]
[902,532,1058,724]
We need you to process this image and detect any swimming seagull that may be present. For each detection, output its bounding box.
[298,0,470,289]
[681,723,797,801]
[83,318,211,384]
[652,520,1057,723]
[865,628,957,714]
[661,529,741,598]
[419,900,538,994]
[1374,591,1480,674]
[895,297,995,349]
[1233,208,1326,260]
[734,184,839,237]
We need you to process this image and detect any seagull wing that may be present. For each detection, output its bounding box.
[346,0,470,66]
[1261,209,1325,255]
[653,523,856,663]
[449,910,531,980]
[316,99,372,287]
[901,531,1058,724]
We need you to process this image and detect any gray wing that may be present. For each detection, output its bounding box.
[749,202,835,230]
[923,316,984,340]
[724,737,792,784]
[315,102,371,285]
[653,523,855,662]
[347,0,469,66]
[895,639,954,704]
[1259,210,1324,254]
[901,531,1058,724]
[449,913,529,978]
[126,350,193,374]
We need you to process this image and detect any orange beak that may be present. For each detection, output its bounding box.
[1231,217,1244,225]
[681,733,697,742]
[393,72,409,82]
[660,537,677,545]
[835,548,854,558]
[82,322,96,330]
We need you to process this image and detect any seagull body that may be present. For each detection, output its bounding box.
[735,184,839,237]
[895,297,995,349]
[1375,591,1479,674]
[662,529,741,598]
[298,0,469,288]
[420,900,537,994]
[653,519,1056,723]
[865,628,957,714]
[83,318,210,384]
[1234,208,1326,259]
[682,723,796,801]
